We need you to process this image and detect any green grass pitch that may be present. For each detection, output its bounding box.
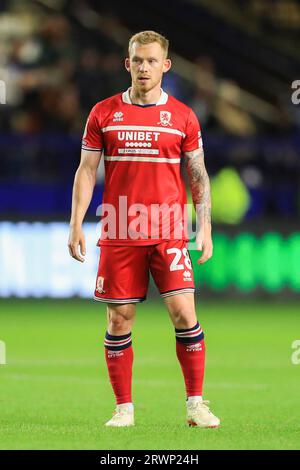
[0,298,299,450]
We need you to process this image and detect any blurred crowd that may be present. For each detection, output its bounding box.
[1,3,298,136]
[238,0,300,33]
[0,6,129,134]
[0,1,299,218]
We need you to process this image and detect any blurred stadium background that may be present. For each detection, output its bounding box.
[0,0,300,448]
[1,0,300,296]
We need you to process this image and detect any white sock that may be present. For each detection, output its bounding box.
[187,396,202,404]
[117,402,134,412]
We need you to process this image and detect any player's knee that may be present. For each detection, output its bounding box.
[171,309,197,329]
[108,315,127,332]
[107,305,135,333]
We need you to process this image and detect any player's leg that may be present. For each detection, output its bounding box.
[94,244,150,426]
[163,292,206,402]
[104,303,136,427]
[150,241,205,398]
[164,293,219,427]
[150,240,220,427]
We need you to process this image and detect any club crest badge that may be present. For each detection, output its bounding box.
[96,276,105,294]
[157,111,172,126]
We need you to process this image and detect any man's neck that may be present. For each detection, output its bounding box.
[129,84,162,105]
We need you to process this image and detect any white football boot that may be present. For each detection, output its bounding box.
[105,403,134,427]
[186,399,220,428]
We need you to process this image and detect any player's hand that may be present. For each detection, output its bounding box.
[68,225,86,262]
[196,225,213,264]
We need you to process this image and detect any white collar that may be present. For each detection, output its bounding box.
[122,87,168,105]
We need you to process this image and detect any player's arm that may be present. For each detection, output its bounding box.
[184,147,213,264]
[68,149,101,262]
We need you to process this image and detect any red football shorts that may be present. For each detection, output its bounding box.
[94,239,195,304]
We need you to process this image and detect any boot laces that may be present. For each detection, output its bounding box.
[191,400,212,414]
[114,406,131,417]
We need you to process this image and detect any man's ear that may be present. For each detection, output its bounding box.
[163,58,172,74]
[125,58,130,72]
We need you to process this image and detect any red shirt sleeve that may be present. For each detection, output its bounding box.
[81,104,103,151]
[182,109,203,153]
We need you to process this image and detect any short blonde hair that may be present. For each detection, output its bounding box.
[128,30,169,57]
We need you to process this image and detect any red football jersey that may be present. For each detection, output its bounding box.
[82,88,202,245]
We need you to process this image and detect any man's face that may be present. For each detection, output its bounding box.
[125,42,171,93]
